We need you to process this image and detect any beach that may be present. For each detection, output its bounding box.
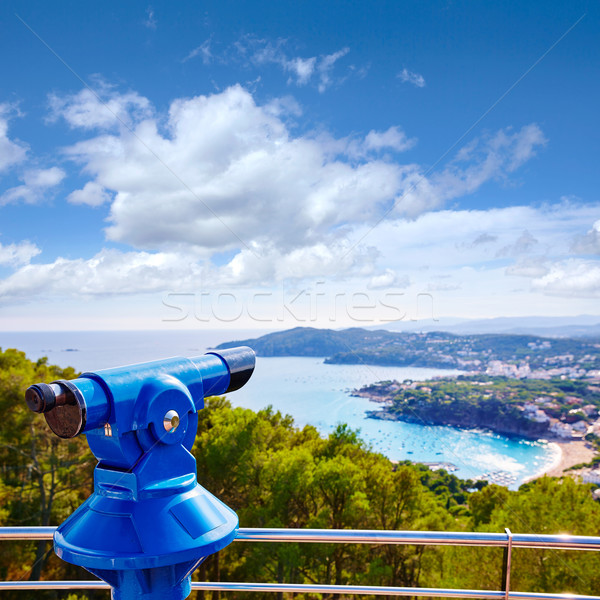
[527,439,597,480]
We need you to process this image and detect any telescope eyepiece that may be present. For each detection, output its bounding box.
[25,381,86,438]
[25,382,78,414]
[25,383,57,413]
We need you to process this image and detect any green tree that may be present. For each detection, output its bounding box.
[468,484,510,527]
[487,478,600,594]
[0,348,95,598]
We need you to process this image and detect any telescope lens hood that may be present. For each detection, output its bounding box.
[208,346,256,393]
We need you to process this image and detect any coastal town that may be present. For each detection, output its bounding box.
[356,374,600,487]
[220,326,600,378]
[484,345,600,379]
[327,331,600,378]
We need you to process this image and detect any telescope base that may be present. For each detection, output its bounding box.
[54,480,237,600]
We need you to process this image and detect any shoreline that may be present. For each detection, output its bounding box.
[362,395,598,484]
[524,439,596,482]
[358,389,599,483]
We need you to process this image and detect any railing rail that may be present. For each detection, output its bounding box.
[2,526,599,598]
[3,525,600,551]
[2,580,600,600]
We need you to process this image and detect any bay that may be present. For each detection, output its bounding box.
[231,356,557,489]
[1,330,557,488]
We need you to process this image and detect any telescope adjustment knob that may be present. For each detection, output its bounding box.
[163,410,180,432]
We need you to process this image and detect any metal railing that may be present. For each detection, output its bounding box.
[2,526,600,599]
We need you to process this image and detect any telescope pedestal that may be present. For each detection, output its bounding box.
[90,565,194,600]
[54,461,238,600]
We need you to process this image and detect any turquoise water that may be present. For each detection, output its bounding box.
[1,330,557,488]
[232,356,557,488]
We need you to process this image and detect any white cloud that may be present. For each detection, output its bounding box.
[56,85,545,261]
[1,167,66,205]
[0,239,379,302]
[393,124,547,217]
[235,37,351,91]
[497,124,547,172]
[241,37,282,64]
[48,86,152,130]
[264,96,303,118]
[0,84,547,303]
[368,269,410,289]
[427,279,461,292]
[317,47,350,92]
[496,230,539,257]
[67,181,112,206]
[0,249,202,301]
[0,104,28,172]
[287,56,317,85]
[0,241,40,267]
[471,233,498,246]
[364,126,416,153]
[24,166,65,187]
[183,39,212,64]
[354,202,600,303]
[505,257,549,278]
[354,202,598,278]
[144,7,157,30]
[398,68,425,88]
[61,85,406,252]
[215,239,378,286]
[236,37,318,86]
[2,202,599,310]
[316,126,416,161]
[571,219,600,254]
[531,260,600,297]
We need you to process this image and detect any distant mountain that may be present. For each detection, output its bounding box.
[368,315,600,338]
[215,326,600,373]
[215,327,399,357]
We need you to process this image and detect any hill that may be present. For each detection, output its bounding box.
[215,326,600,376]
[366,315,600,338]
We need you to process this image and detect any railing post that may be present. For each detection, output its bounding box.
[501,527,513,600]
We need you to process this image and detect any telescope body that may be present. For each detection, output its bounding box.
[25,347,255,600]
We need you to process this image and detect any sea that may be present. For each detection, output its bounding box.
[0,329,558,489]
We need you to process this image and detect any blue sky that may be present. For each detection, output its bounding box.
[0,0,599,330]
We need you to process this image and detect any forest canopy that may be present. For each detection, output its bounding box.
[1,347,599,599]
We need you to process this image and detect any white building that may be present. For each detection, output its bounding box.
[549,420,574,439]
[572,420,589,434]
[583,470,600,485]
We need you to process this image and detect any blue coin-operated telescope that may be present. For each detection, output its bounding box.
[25,347,255,600]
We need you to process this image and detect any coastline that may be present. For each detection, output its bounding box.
[524,439,596,482]
[358,384,600,484]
